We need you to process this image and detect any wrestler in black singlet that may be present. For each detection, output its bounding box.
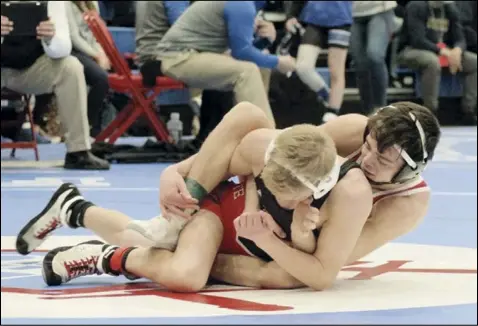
[238,159,361,261]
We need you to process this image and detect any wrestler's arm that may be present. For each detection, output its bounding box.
[212,253,303,288]
[345,192,429,264]
[243,175,260,212]
[319,114,368,157]
[290,217,317,254]
[255,170,372,290]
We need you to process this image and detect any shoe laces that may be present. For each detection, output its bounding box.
[34,215,61,240]
[63,246,101,281]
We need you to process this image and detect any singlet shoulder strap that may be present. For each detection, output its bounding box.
[338,160,361,181]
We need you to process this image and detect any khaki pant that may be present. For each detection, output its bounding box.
[398,47,477,112]
[159,51,275,126]
[1,55,91,152]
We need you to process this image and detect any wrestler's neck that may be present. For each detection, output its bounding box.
[370,175,422,192]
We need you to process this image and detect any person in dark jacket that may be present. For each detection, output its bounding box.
[1,1,109,169]
[397,1,477,123]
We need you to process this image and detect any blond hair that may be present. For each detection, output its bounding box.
[261,124,337,195]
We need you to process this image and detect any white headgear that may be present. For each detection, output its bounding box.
[264,136,341,199]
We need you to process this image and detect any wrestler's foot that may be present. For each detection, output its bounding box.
[126,215,187,251]
[42,240,118,286]
[16,183,91,255]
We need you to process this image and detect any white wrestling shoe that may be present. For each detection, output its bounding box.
[125,214,188,251]
[16,183,85,255]
[42,240,116,286]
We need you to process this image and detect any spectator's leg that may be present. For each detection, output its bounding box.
[327,46,348,111]
[398,48,441,111]
[460,51,477,119]
[350,19,374,113]
[295,25,329,100]
[71,51,110,136]
[196,90,234,144]
[260,68,272,94]
[2,55,109,168]
[32,93,54,127]
[327,27,351,114]
[160,52,275,127]
[366,10,395,109]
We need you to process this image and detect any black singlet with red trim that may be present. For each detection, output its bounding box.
[238,159,361,261]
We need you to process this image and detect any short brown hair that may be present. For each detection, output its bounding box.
[261,124,337,194]
[367,102,441,161]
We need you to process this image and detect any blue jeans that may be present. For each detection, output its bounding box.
[350,10,395,113]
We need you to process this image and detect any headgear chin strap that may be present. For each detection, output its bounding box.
[370,106,429,183]
[264,137,341,199]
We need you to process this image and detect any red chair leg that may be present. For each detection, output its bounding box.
[107,106,143,143]
[142,102,171,142]
[95,103,133,142]
[26,99,39,161]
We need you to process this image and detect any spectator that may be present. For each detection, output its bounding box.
[397,1,477,124]
[154,1,297,127]
[135,1,234,146]
[65,1,111,137]
[350,1,397,114]
[286,1,353,123]
[100,1,135,27]
[455,1,477,54]
[1,1,109,169]
[135,1,189,66]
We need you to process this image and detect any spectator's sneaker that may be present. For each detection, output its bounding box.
[64,151,110,170]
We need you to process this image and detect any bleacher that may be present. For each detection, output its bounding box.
[107,26,464,114]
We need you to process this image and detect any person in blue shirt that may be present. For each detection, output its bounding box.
[152,1,297,127]
[286,1,353,123]
[135,1,189,65]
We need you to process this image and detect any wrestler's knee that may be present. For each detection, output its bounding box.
[223,101,273,131]
[162,266,209,293]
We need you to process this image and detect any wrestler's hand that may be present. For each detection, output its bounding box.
[234,211,286,244]
[159,167,199,220]
[292,201,320,236]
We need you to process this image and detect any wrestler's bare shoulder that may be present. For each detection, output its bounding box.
[321,167,373,223]
[371,190,430,225]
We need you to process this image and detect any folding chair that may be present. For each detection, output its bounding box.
[1,89,39,160]
[83,11,185,144]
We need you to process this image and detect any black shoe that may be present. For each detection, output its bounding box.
[462,110,477,126]
[64,151,110,170]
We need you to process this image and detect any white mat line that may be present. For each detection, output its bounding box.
[0,187,476,196]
